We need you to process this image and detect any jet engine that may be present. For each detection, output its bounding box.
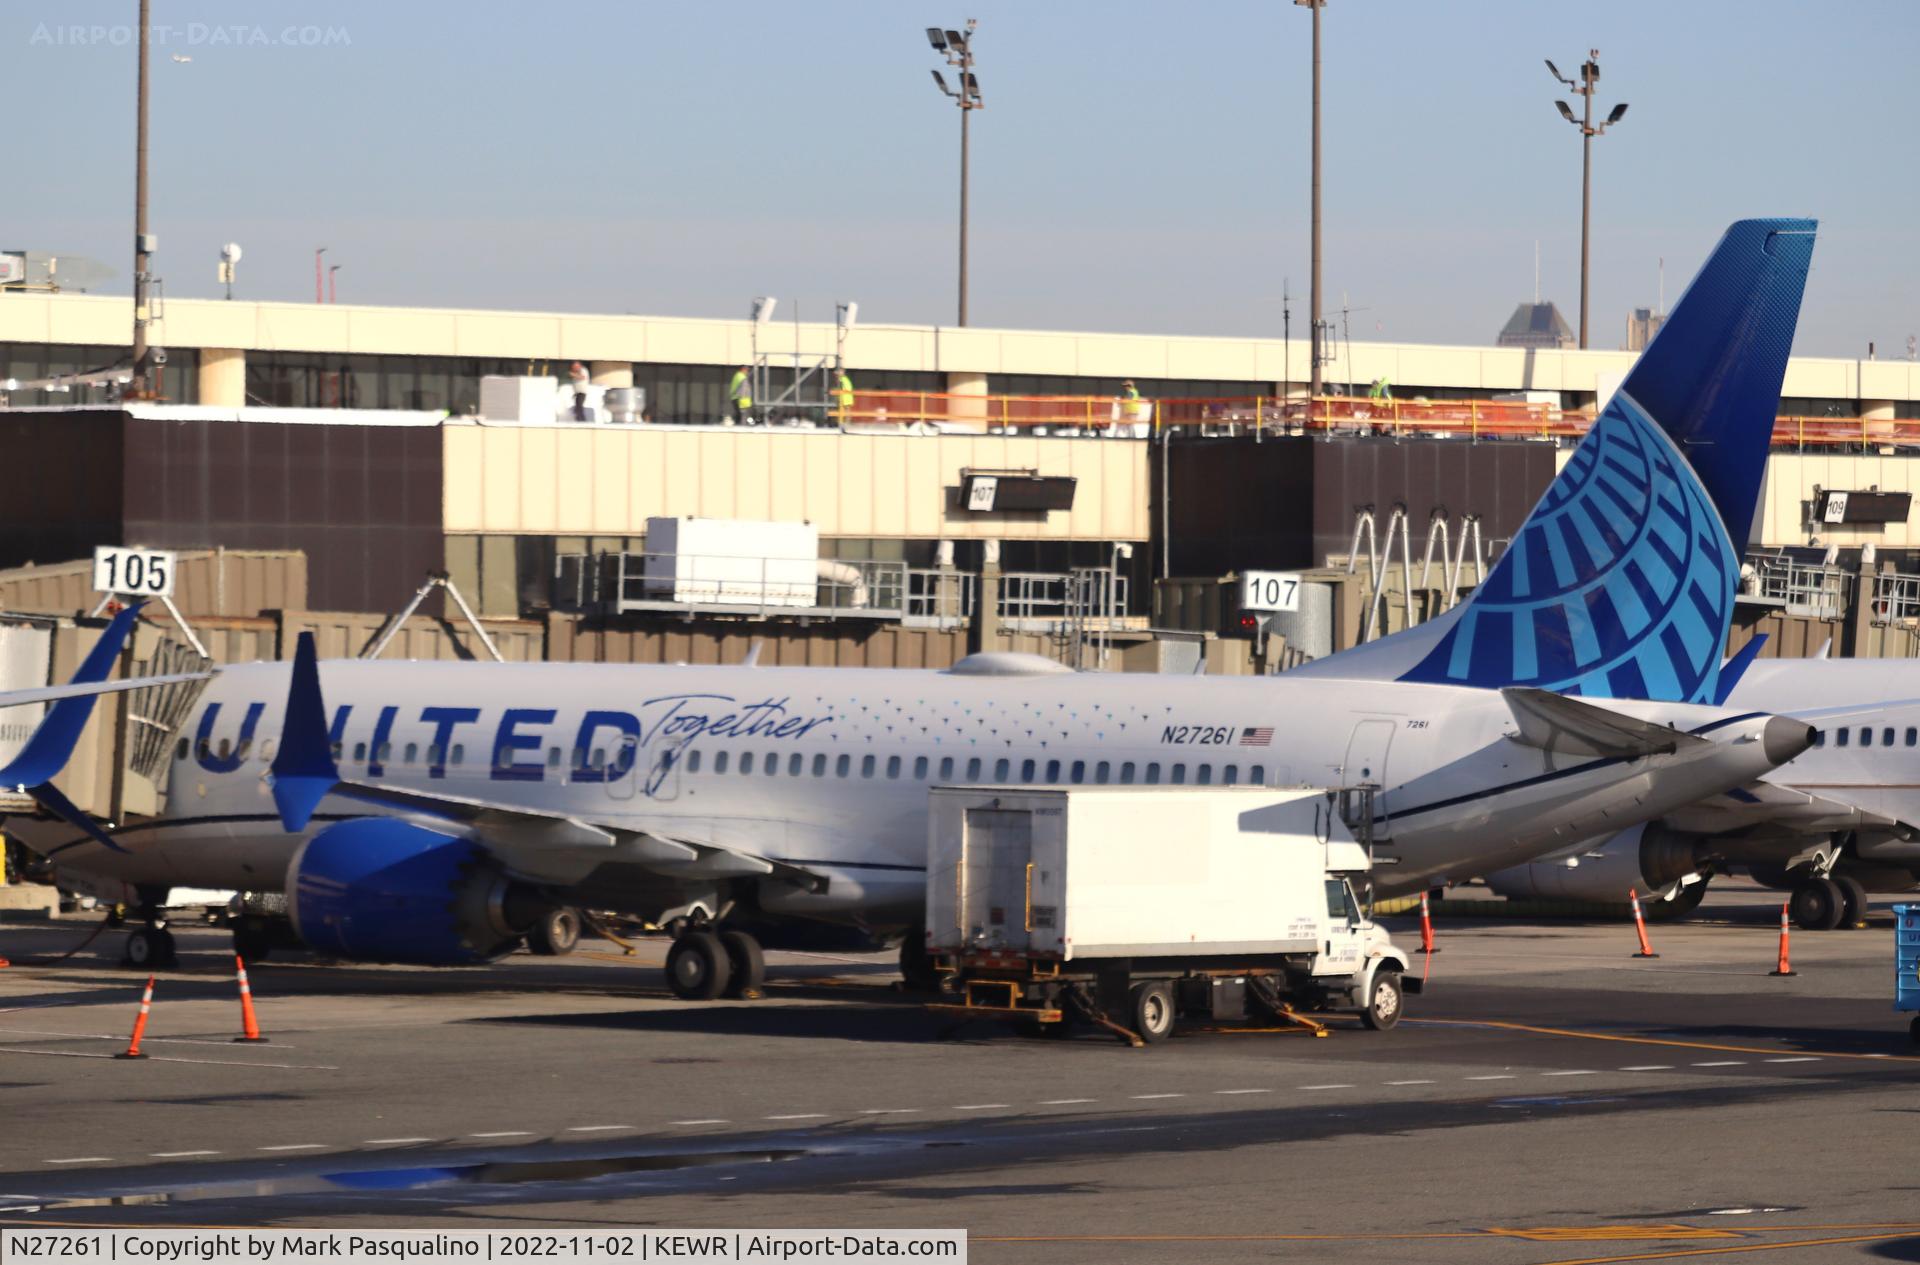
[1483,823,1711,916]
[285,818,547,964]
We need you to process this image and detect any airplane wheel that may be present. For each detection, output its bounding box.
[124,927,176,970]
[1789,878,1844,932]
[719,930,765,999]
[1130,982,1175,1044]
[232,924,273,963]
[527,907,581,956]
[1833,875,1869,929]
[898,925,939,994]
[666,930,731,1001]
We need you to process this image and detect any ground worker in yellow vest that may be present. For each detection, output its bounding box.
[834,368,854,424]
[1368,375,1393,401]
[728,366,752,424]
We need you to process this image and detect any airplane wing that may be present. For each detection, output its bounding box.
[266,633,826,891]
[1501,687,1700,759]
[1664,779,1915,838]
[0,671,212,710]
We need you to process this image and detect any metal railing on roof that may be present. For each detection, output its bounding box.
[1743,552,1852,619]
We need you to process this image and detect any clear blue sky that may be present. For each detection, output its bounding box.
[10,0,1916,357]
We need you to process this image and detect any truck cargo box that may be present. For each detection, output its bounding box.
[926,787,1368,961]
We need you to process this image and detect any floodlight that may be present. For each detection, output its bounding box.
[1554,99,1576,123]
[1584,59,1599,83]
[839,301,859,330]
[926,27,947,50]
[944,29,965,49]
[965,72,980,101]
[752,296,778,324]
[1544,58,1562,81]
[931,68,950,94]
[1606,102,1629,124]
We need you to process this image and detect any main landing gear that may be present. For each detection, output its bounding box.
[121,891,178,969]
[1788,874,1869,931]
[664,922,765,1001]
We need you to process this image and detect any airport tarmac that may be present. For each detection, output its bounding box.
[0,881,1916,1263]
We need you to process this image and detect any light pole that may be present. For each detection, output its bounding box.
[1547,51,1628,350]
[328,264,340,305]
[927,21,983,327]
[129,0,153,397]
[1294,0,1324,406]
[314,246,327,304]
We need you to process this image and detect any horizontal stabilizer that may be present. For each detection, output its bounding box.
[1502,687,1694,759]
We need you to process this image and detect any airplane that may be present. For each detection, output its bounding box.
[4,218,1823,992]
[1483,656,1920,931]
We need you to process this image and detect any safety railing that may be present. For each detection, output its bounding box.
[553,551,909,619]
[1743,553,1853,619]
[998,570,1133,631]
[1870,571,1920,626]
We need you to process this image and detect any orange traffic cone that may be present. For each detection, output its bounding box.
[1769,901,1796,977]
[116,974,155,1059]
[232,954,269,1043]
[1418,891,1441,955]
[1629,890,1660,958]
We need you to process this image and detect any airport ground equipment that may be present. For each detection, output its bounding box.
[925,786,1412,1045]
[1894,904,1919,1042]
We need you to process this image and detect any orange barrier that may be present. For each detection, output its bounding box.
[1417,891,1440,956]
[1769,901,1796,977]
[116,974,155,1060]
[233,954,268,1043]
[840,390,1916,449]
[1629,890,1660,959]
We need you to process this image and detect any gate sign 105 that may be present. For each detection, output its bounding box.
[1241,570,1302,613]
[93,546,176,598]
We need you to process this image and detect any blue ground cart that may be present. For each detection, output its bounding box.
[1897,904,1920,1044]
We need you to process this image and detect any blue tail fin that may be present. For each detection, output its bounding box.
[0,603,144,790]
[1301,218,1815,704]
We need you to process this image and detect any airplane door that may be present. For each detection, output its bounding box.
[1341,718,1396,825]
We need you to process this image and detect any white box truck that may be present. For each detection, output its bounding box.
[925,786,1414,1044]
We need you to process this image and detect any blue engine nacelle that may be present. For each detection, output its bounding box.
[286,818,539,965]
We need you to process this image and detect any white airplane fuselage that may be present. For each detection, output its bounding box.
[47,657,1796,929]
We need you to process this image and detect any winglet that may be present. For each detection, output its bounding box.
[267,632,339,831]
[1714,634,1769,706]
[0,603,144,790]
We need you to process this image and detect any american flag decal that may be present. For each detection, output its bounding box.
[1240,727,1274,746]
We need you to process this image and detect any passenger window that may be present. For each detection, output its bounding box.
[176,737,188,761]
[332,741,344,762]
[741,752,755,774]
[886,756,901,779]
[1171,763,1187,785]
[217,739,231,760]
[1045,759,1061,783]
[915,756,930,779]
[1120,761,1135,784]
[1885,728,1896,747]
[1223,764,1239,785]
[687,749,703,773]
[375,742,391,764]
[591,748,606,769]
[401,743,416,765]
[1095,761,1110,784]
[715,751,730,774]
[994,758,1010,782]
[427,744,442,766]
[1860,728,1872,748]
[837,754,851,777]
[1145,762,1161,785]
[789,753,803,776]
[813,754,827,776]
[939,757,954,780]
[1837,729,1850,748]
[965,758,981,780]
[1908,729,1917,747]
[549,746,563,768]
[1196,764,1213,785]
[452,744,465,765]
[765,752,779,776]
[1250,764,1265,784]
[1021,759,1037,784]
[1071,760,1086,784]
[354,741,368,762]
[862,755,876,778]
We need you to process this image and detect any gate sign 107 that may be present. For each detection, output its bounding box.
[92,546,176,598]
[1241,570,1302,613]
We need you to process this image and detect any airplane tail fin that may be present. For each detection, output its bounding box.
[1299,218,1816,703]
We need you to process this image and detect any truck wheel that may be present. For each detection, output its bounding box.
[666,931,732,1001]
[1130,982,1175,1044]
[1362,970,1403,1031]
[526,907,581,956]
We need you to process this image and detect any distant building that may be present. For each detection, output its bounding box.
[1496,302,1575,350]
[1626,307,1665,351]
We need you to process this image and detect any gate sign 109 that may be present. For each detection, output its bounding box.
[92,546,176,598]
[1241,570,1302,613]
